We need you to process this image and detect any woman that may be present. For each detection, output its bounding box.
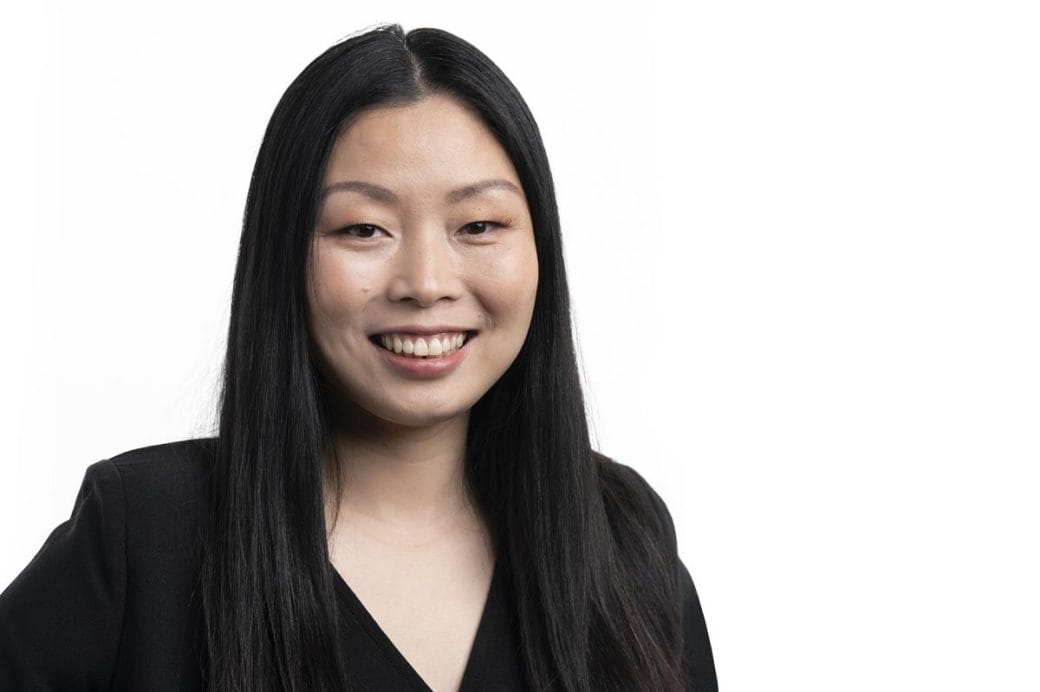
[0,23,716,691]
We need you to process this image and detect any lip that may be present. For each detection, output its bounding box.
[370,325,476,337]
[373,333,474,379]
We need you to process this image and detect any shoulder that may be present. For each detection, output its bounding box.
[104,436,216,488]
[0,437,217,688]
[98,436,216,549]
[594,451,719,690]
[85,437,216,520]
[593,450,678,556]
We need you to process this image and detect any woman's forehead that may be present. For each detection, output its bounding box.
[324,94,520,192]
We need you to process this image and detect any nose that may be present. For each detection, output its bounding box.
[386,226,461,307]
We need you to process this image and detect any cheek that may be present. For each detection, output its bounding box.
[308,248,372,333]
[478,241,539,324]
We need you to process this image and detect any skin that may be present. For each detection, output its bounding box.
[306,92,539,691]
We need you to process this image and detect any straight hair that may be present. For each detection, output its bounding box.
[200,23,686,691]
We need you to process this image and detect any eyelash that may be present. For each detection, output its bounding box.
[337,220,509,239]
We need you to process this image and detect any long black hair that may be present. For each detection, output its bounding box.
[200,23,685,691]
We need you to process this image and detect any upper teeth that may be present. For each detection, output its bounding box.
[379,332,468,357]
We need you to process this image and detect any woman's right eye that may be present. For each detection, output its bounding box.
[339,224,385,239]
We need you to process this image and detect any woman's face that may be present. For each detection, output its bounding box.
[307,93,539,430]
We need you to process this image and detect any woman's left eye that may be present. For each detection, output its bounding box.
[461,220,504,235]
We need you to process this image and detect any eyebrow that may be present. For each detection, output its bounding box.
[320,178,523,205]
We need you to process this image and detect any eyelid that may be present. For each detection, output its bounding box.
[337,223,387,238]
[461,218,512,234]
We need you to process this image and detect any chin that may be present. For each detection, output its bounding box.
[355,396,475,429]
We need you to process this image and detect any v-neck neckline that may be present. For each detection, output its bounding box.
[330,557,500,691]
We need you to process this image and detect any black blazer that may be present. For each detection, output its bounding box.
[0,438,717,690]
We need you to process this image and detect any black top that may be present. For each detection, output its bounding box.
[0,439,716,691]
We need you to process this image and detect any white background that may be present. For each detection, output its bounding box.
[2,1,1038,690]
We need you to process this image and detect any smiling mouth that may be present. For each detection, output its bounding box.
[368,331,478,358]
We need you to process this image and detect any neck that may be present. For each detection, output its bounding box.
[322,402,476,529]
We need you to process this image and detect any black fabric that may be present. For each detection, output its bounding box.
[0,439,716,691]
